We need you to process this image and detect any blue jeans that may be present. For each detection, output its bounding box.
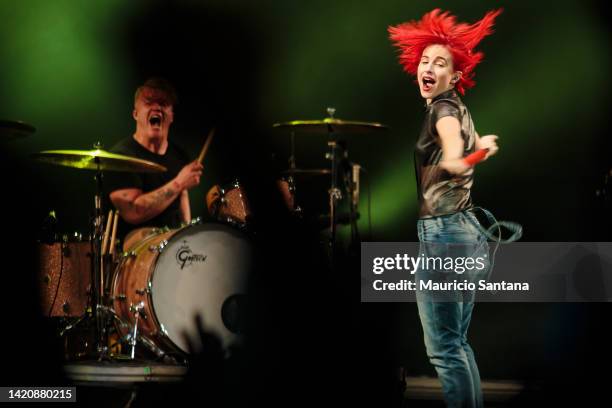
[415,210,489,408]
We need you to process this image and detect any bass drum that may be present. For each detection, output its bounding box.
[111,222,251,356]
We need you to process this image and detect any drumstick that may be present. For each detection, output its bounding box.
[197,128,215,164]
[101,209,113,255]
[109,210,119,256]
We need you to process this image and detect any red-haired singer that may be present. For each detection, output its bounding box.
[389,9,502,408]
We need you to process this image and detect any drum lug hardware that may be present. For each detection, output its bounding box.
[149,240,168,253]
[130,301,147,319]
[122,251,137,258]
[129,301,143,312]
[116,294,126,301]
[135,287,151,296]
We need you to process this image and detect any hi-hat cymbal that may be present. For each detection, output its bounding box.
[273,118,388,134]
[281,168,331,177]
[0,119,36,139]
[32,149,167,173]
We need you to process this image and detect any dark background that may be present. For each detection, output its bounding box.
[1,0,611,405]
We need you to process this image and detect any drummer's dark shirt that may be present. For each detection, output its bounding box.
[414,89,476,218]
[106,137,190,238]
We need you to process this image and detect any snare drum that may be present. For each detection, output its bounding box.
[111,222,251,356]
[206,180,252,227]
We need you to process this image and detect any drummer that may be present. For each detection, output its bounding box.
[107,78,203,238]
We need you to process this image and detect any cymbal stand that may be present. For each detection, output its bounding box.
[91,143,113,359]
[324,108,362,253]
[348,163,361,246]
[56,143,110,359]
[81,142,124,359]
[325,108,344,252]
[285,131,303,215]
[289,130,296,171]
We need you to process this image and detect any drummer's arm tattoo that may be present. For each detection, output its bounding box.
[110,181,182,224]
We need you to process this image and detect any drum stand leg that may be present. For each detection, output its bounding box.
[95,303,174,363]
[129,302,144,359]
[117,331,171,362]
[58,312,89,337]
[120,302,173,362]
[94,304,158,360]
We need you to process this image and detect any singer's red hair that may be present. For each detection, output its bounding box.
[388,8,502,95]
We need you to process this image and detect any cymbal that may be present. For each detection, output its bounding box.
[273,118,388,134]
[0,119,36,139]
[281,168,331,177]
[32,149,167,173]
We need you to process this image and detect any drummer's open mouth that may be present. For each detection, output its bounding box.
[149,113,162,127]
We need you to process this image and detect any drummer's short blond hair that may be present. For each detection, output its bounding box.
[134,77,178,106]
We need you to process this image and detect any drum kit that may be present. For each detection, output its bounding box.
[274,108,387,247]
[6,109,387,366]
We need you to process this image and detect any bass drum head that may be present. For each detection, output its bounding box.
[151,222,251,353]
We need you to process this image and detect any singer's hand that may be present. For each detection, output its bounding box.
[476,135,499,159]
